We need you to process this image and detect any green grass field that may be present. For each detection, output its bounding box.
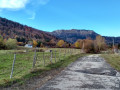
[0,48,83,86]
[101,54,120,71]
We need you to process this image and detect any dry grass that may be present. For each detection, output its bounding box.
[101,54,120,71]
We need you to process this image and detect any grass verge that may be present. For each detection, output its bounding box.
[101,54,120,71]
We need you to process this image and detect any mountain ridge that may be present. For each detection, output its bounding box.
[49,29,120,44]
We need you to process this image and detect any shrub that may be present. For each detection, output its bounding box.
[6,38,17,49]
[84,39,95,53]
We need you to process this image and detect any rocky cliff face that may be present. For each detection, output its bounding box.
[49,29,120,44]
[49,29,99,43]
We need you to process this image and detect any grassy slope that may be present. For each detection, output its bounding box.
[0,48,85,87]
[101,54,120,71]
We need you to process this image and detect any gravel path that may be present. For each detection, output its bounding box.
[38,55,120,90]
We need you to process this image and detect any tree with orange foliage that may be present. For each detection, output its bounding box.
[48,39,56,47]
[33,40,38,47]
[84,39,94,53]
[57,40,65,47]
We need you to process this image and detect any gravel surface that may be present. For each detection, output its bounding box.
[39,55,120,90]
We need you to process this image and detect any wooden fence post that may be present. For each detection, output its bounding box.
[33,48,36,68]
[50,50,53,64]
[68,49,69,54]
[55,50,56,63]
[10,54,16,79]
[71,49,73,54]
[59,49,60,61]
[64,49,66,58]
[43,52,45,66]
[70,49,71,55]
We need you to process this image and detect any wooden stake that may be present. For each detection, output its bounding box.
[33,48,36,68]
[55,50,56,63]
[50,50,53,64]
[10,54,16,79]
[43,52,45,66]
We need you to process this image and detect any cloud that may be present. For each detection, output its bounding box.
[0,0,50,10]
[0,0,50,19]
[0,0,29,9]
[28,12,36,20]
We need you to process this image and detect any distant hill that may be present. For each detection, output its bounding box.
[49,29,120,44]
[0,17,58,44]
[0,17,120,45]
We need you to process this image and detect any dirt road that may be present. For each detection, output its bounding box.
[38,55,120,90]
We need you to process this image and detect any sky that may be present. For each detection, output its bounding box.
[0,0,120,37]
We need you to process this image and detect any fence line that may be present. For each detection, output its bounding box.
[0,48,81,80]
[2,48,120,81]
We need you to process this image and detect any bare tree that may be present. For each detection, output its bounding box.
[95,35,106,51]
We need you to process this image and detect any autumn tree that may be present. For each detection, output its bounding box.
[57,40,65,47]
[74,39,84,49]
[84,39,94,53]
[6,38,17,49]
[75,41,80,48]
[74,39,97,53]
[48,39,56,47]
[33,40,38,48]
[95,35,106,51]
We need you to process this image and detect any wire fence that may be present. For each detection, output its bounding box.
[0,48,81,85]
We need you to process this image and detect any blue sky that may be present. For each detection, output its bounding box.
[0,0,120,37]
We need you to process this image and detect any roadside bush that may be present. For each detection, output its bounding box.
[6,38,17,49]
[84,39,95,53]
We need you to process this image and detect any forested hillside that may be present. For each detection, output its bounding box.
[0,17,58,45]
